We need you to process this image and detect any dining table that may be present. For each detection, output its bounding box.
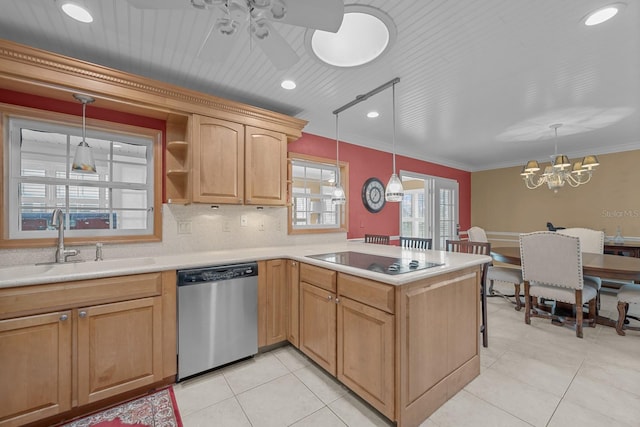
[491,246,640,327]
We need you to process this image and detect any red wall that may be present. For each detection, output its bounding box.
[289,132,471,239]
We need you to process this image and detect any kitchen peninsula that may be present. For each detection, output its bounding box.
[0,242,489,427]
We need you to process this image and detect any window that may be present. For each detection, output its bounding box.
[3,110,161,246]
[289,154,348,234]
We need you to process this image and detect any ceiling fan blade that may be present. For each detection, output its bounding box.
[126,0,193,9]
[197,18,245,62]
[251,20,299,70]
[272,0,344,32]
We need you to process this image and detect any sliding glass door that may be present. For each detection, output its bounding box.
[400,171,459,250]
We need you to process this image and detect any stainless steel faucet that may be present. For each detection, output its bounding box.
[51,209,79,263]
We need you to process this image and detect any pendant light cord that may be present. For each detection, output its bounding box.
[392,82,396,174]
[82,100,87,145]
[335,113,340,185]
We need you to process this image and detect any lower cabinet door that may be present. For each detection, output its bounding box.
[299,282,337,375]
[337,297,395,419]
[0,311,72,427]
[77,297,162,405]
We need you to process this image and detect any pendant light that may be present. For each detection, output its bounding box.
[71,94,97,173]
[331,113,346,204]
[385,81,404,202]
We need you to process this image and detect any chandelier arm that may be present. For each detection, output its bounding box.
[523,174,546,189]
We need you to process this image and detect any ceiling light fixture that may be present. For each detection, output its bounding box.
[281,80,296,90]
[306,5,396,68]
[59,1,94,23]
[520,124,599,192]
[584,3,625,26]
[330,113,346,205]
[71,94,97,173]
[367,111,379,118]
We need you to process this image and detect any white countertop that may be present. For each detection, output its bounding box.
[0,242,491,288]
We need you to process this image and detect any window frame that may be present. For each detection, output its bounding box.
[288,153,348,235]
[0,103,163,248]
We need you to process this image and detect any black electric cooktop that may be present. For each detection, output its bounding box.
[306,251,443,275]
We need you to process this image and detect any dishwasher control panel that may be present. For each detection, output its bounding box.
[178,262,258,285]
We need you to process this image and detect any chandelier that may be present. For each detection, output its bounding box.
[520,124,599,191]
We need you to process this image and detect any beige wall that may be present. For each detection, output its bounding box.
[471,150,640,240]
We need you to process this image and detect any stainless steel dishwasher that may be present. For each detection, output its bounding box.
[177,262,258,381]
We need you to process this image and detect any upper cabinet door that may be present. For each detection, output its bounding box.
[245,126,287,206]
[192,115,245,204]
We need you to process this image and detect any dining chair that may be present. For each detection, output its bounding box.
[616,283,640,336]
[519,231,597,338]
[364,234,390,245]
[556,227,604,309]
[467,226,524,310]
[446,239,491,347]
[399,236,432,250]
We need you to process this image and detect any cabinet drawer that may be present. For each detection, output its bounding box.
[0,273,163,320]
[300,263,336,292]
[338,273,395,314]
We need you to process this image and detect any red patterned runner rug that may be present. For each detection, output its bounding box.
[61,386,183,427]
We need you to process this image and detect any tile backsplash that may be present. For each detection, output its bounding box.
[0,204,346,267]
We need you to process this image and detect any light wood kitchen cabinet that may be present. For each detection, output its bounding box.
[244,126,287,205]
[286,259,300,347]
[0,311,72,427]
[336,274,395,419]
[298,261,396,419]
[77,297,163,405]
[192,115,245,204]
[0,271,176,427]
[191,116,288,205]
[165,114,191,204]
[258,259,288,347]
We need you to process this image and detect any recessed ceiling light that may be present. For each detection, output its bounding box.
[367,111,379,118]
[306,5,396,68]
[59,1,93,23]
[281,80,296,90]
[584,3,625,26]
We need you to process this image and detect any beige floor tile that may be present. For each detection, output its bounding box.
[464,368,561,426]
[564,374,640,426]
[222,352,289,394]
[489,349,579,397]
[479,336,514,368]
[577,360,640,396]
[173,372,234,416]
[272,345,311,372]
[236,373,324,427]
[293,363,349,404]
[181,396,252,427]
[328,393,393,427]
[547,399,635,427]
[290,407,348,426]
[427,390,532,427]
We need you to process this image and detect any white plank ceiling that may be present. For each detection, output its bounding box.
[0,0,638,171]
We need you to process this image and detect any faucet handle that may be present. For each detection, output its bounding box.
[95,243,103,261]
[63,248,80,262]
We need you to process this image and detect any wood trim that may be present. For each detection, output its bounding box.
[161,270,177,379]
[0,39,307,140]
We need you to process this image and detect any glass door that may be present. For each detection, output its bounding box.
[400,171,459,250]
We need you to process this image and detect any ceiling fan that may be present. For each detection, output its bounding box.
[127,0,344,69]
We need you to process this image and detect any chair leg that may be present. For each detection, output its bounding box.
[576,290,583,338]
[588,298,596,327]
[515,283,522,311]
[481,280,488,348]
[524,281,531,325]
[616,301,627,336]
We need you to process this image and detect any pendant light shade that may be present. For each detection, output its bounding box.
[385,81,404,202]
[71,94,97,173]
[331,113,346,205]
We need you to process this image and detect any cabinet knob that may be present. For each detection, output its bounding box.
[60,314,68,321]
[79,311,87,318]
[335,297,340,304]
[327,295,332,301]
